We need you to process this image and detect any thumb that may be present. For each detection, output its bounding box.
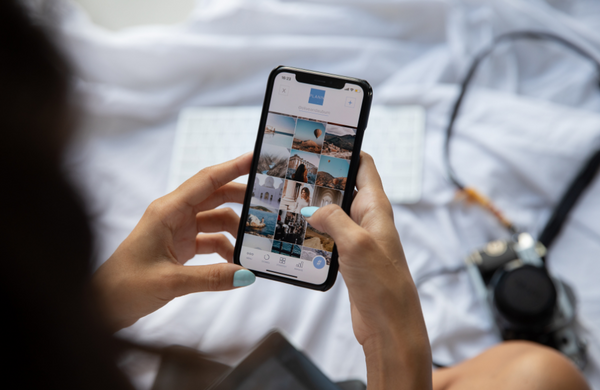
[172,263,256,297]
[301,204,362,251]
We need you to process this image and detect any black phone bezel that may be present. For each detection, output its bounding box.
[233,65,373,291]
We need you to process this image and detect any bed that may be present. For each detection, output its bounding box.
[53,0,600,388]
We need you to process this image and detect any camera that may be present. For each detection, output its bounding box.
[465,232,587,368]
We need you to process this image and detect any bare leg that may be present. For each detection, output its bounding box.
[432,341,589,390]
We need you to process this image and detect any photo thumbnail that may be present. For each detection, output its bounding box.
[242,234,273,252]
[311,186,344,208]
[292,119,326,154]
[316,156,349,191]
[304,223,335,253]
[322,124,356,160]
[245,205,277,239]
[274,210,307,246]
[271,241,302,259]
[252,174,284,210]
[264,112,295,148]
[286,149,320,185]
[257,144,290,178]
[301,247,332,266]
[280,180,314,213]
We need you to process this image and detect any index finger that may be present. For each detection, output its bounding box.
[350,152,394,222]
[355,152,385,193]
[174,152,252,208]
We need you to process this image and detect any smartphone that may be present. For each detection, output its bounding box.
[234,66,372,291]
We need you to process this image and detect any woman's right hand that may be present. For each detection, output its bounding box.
[302,152,432,390]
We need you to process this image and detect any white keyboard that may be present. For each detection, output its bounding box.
[168,106,425,204]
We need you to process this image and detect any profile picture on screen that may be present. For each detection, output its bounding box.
[311,186,343,208]
[252,174,284,210]
[286,149,320,184]
[292,119,326,154]
[322,124,356,159]
[264,112,296,148]
[271,241,302,258]
[243,234,273,252]
[274,209,307,246]
[245,205,278,239]
[316,156,349,191]
[280,180,314,213]
[257,144,290,178]
[304,223,335,253]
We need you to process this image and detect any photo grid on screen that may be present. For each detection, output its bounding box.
[243,111,357,266]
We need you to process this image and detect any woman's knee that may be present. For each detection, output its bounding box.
[433,341,589,390]
[499,341,589,390]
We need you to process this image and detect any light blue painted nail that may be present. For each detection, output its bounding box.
[233,269,256,287]
[301,206,319,218]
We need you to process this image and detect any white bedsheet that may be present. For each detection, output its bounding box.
[53,0,600,388]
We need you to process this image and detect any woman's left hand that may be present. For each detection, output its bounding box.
[92,153,255,331]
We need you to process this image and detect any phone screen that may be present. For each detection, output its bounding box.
[237,69,368,287]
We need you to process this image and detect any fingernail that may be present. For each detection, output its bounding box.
[301,206,319,218]
[233,269,256,287]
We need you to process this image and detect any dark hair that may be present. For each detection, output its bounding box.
[293,164,307,182]
[301,187,310,197]
[1,1,132,388]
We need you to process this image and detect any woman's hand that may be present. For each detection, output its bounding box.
[302,152,432,390]
[92,153,256,331]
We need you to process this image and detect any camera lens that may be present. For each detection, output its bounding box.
[494,265,556,325]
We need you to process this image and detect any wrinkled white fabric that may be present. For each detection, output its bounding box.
[52,0,600,388]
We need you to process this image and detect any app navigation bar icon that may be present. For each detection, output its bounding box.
[313,256,326,269]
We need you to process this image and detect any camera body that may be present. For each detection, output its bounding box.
[465,233,587,368]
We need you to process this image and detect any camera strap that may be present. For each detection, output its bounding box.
[538,149,600,251]
[444,31,600,249]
